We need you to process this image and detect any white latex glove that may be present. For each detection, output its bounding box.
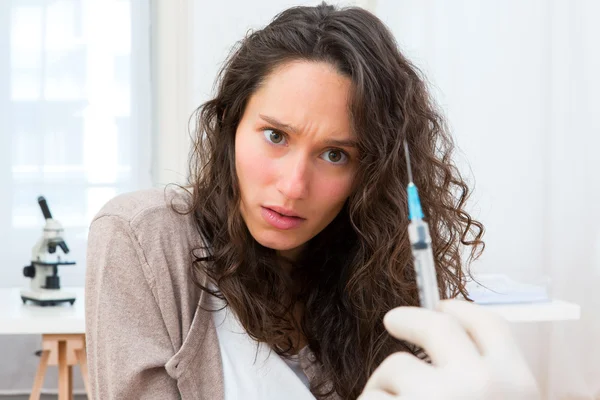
[359,299,540,400]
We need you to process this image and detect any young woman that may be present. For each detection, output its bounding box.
[85,3,539,399]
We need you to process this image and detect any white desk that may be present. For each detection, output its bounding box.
[0,287,85,335]
[482,299,581,322]
[0,287,88,400]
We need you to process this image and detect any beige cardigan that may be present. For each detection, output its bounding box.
[85,188,340,400]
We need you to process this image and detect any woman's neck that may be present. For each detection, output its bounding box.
[276,243,306,263]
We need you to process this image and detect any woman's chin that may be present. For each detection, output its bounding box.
[253,233,306,256]
[256,237,300,252]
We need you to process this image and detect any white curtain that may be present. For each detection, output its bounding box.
[545,1,600,397]
[0,0,151,394]
[373,0,600,398]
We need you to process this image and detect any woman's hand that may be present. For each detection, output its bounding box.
[359,300,540,400]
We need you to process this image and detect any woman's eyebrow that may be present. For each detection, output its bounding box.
[323,138,358,148]
[259,113,358,148]
[259,114,300,134]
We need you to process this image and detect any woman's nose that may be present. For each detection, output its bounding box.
[276,153,310,200]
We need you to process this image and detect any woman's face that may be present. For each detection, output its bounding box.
[235,61,357,260]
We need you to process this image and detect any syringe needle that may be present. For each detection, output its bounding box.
[404,140,413,184]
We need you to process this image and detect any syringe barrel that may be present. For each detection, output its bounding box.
[408,220,440,310]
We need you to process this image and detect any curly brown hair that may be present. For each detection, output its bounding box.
[181,3,484,399]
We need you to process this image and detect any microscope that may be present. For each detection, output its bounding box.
[21,196,77,306]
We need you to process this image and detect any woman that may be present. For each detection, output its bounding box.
[85,3,539,399]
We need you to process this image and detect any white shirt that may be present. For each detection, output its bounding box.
[212,301,316,400]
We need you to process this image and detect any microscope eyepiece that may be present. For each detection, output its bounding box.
[37,196,53,220]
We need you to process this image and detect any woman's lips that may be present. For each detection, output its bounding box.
[260,206,305,230]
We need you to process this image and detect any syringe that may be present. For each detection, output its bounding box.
[404,141,440,310]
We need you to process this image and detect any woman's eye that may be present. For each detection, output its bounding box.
[262,129,348,165]
[264,129,286,145]
[321,149,348,164]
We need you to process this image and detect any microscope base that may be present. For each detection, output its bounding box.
[20,289,76,306]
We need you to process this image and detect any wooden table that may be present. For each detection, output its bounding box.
[0,287,89,400]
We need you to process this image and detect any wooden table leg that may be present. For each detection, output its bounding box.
[57,339,70,400]
[75,347,91,398]
[37,334,87,400]
[68,365,73,400]
[29,349,50,400]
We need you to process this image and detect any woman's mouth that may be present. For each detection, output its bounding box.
[261,206,305,230]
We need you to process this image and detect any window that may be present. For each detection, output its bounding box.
[0,0,151,287]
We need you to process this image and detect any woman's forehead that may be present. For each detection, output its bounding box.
[244,60,354,137]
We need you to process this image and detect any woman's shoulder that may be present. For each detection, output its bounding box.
[89,186,206,284]
[92,186,194,227]
[91,186,201,245]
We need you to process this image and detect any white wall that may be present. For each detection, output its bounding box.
[378,0,549,278]
[151,0,195,187]
[192,0,360,106]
